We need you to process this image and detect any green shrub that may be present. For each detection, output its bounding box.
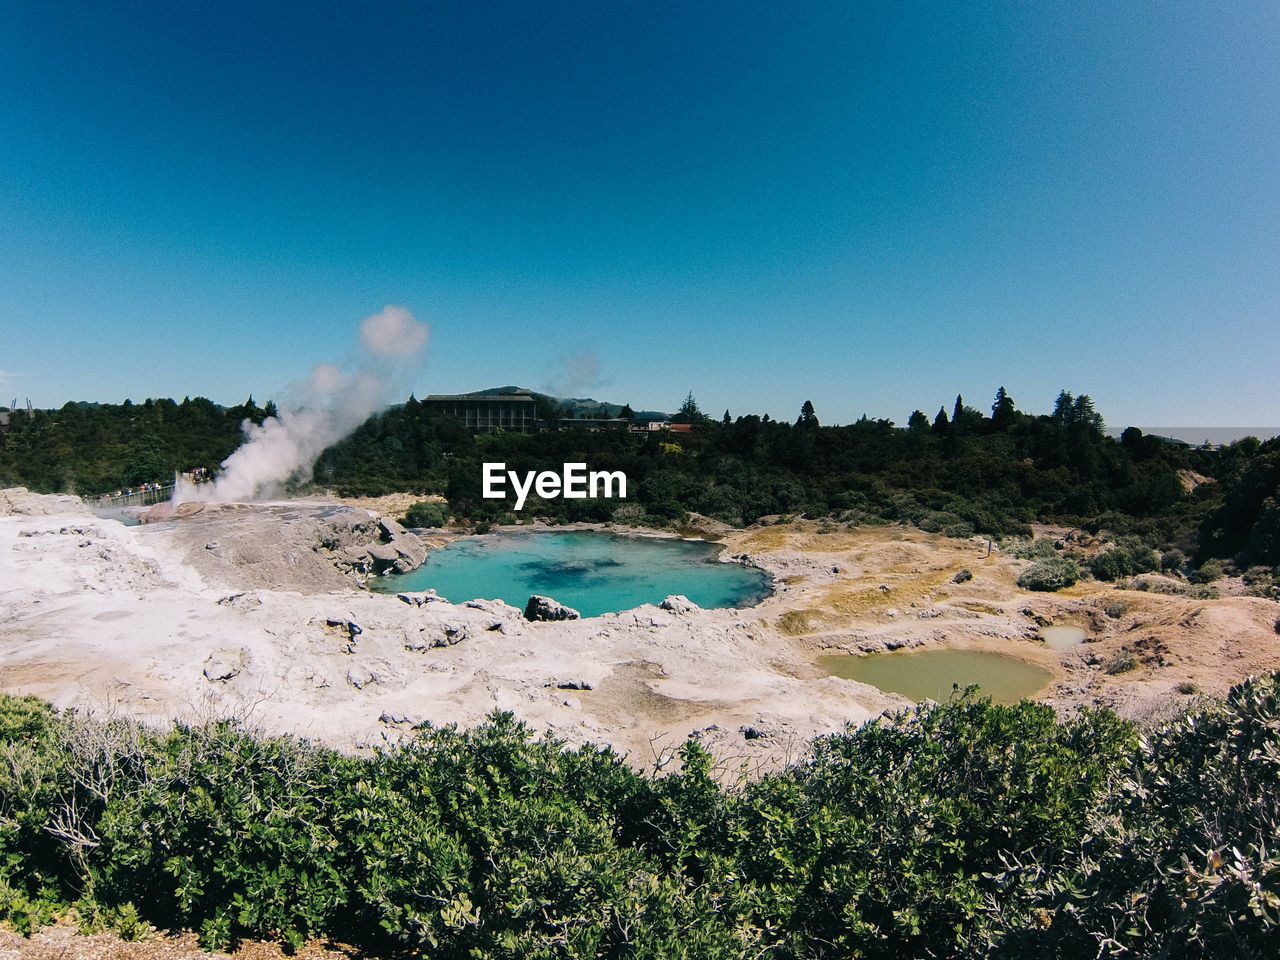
[1015,671,1280,958]
[1189,557,1225,584]
[1089,549,1128,582]
[401,499,448,528]
[1103,598,1129,619]
[1090,538,1161,582]
[1241,564,1274,585]
[918,512,974,537]
[1127,576,1220,599]
[1017,557,1081,592]
[0,694,56,740]
[1186,583,1220,599]
[1009,538,1058,560]
[1241,565,1277,598]
[1103,652,1136,674]
[725,696,1135,958]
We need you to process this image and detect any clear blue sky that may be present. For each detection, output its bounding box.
[2,1,1277,428]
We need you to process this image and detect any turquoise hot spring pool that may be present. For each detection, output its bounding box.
[371,530,773,618]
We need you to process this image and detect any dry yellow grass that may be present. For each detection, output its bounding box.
[777,609,822,635]
[817,586,887,617]
[741,527,791,551]
[801,536,859,554]
[953,600,1005,617]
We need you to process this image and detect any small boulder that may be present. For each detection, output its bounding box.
[326,616,363,639]
[367,542,400,566]
[659,595,699,615]
[389,537,427,572]
[524,595,581,622]
[378,516,408,540]
[466,598,524,618]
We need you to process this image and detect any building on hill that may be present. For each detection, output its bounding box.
[420,389,674,434]
[420,390,541,433]
[629,421,668,434]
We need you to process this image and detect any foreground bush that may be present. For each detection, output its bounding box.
[3,675,1280,957]
[1003,672,1280,958]
[711,697,1134,958]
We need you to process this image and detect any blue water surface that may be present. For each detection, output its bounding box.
[372,530,771,617]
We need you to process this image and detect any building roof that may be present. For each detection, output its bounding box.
[421,392,537,403]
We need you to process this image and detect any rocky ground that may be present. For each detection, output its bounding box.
[718,520,1280,728]
[3,487,1279,773]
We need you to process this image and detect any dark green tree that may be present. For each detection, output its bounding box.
[1073,394,1104,435]
[674,392,703,424]
[991,386,1016,429]
[1051,389,1074,423]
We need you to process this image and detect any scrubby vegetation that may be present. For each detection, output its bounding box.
[4,675,1280,957]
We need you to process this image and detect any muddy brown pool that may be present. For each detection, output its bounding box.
[819,648,1054,705]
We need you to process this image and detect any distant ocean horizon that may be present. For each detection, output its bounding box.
[1119,427,1280,446]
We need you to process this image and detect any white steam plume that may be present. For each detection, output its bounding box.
[543,350,612,398]
[174,305,428,503]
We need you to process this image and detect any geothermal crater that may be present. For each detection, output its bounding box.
[3,487,1279,766]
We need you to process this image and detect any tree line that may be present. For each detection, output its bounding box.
[317,388,1277,576]
[0,397,274,496]
[3,387,1277,576]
